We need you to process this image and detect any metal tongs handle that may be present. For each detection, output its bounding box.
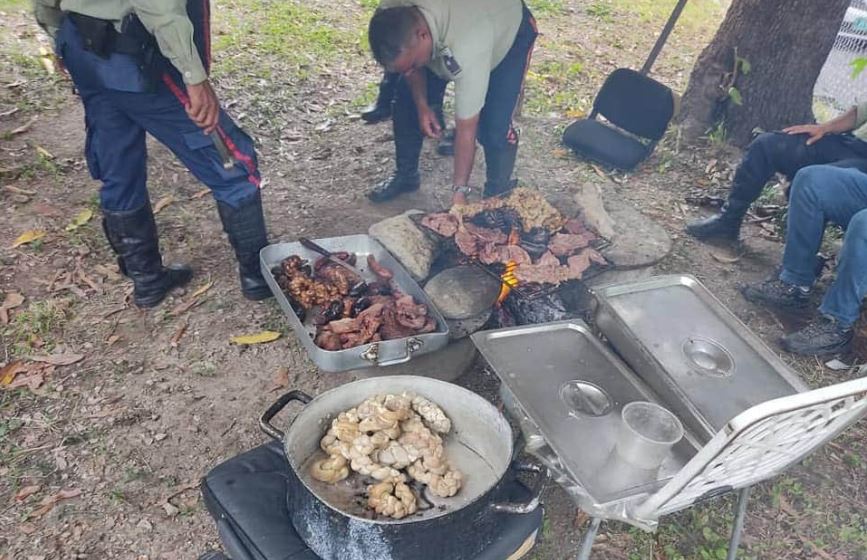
[298,237,368,288]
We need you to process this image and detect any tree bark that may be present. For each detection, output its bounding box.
[679,0,850,146]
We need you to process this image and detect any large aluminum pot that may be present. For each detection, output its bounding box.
[259,376,545,560]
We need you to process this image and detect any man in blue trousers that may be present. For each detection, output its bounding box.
[741,165,867,356]
[34,0,271,307]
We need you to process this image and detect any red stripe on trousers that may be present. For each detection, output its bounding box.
[161,73,260,187]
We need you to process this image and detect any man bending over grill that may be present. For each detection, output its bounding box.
[740,164,867,356]
[366,0,537,205]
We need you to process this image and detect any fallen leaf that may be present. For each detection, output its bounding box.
[0,107,20,118]
[28,488,81,519]
[168,297,203,317]
[2,184,34,195]
[189,188,211,200]
[14,485,41,502]
[0,361,27,386]
[18,522,38,534]
[169,322,188,348]
[825,358,850,371]
[28,353,84,366]
[590,164,608,180]
[191,280,214,298]
[709,251,741,264]
[35,144,54,159]
[0,292,25,324]
[106,334,120,346]
[6,371,45,391]
[153,195,175,214]
[269,366,290,392]
[230,331,281,345]
[9,116,37,136]
[65,208,93,232]
[10,229,46,248]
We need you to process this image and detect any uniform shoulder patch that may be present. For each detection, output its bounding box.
[439,46,462,77]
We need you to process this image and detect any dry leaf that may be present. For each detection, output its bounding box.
[28,353,84,366]
[590,164,608,180]
[6,371,45,391]
[1,292,25,324]
[191,280,214,298]
[230,331,281,345]
[106,334,120,346]
[9,116,36,136]
[153,195,175,214]
[709,250,741,264]
[0,361,27,386]
[65,208,93,232]
[14,485,41,502]
[190,188,211,200]
[168,297,203,317]
[28,488,81,519]
[269,367,290,392]
[169,322,188,348]
[35,144,54,159]
[10,229,46,248]
[2,184,34,195]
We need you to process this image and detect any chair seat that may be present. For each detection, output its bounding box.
[563,118,651,171]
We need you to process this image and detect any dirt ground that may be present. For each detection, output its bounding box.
[1,0,865,559]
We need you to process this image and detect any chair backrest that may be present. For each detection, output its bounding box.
[592,68,674,141]
[632,376,867,522]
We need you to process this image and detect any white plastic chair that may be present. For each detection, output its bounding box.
[575,376,867,560]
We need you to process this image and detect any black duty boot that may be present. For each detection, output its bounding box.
[483,142,518,198]
[102,204,193,308]
[781,316,853,356]
[216,191,272,301]
[685,199,750,242]
[367,172,421,202]
[360,72,397,124]
[740,277,811,309]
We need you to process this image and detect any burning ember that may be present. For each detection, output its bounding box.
[497,260,520,305]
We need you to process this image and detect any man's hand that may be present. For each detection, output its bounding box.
[418,105,442,139]
[186,80,220,134]
[783,123,828,146]
[451,191,468,207]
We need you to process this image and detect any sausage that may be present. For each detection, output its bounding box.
[367,254,394,280]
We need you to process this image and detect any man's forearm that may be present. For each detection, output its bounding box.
[822,107,858,134]
[405,72,428,110]
[452,118,479,187]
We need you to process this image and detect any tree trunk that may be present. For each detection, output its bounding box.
[679,0,849,146]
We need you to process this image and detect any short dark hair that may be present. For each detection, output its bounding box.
[368,7,422,66]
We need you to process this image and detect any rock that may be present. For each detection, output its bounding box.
[368,210,439,282]
[599,194,672,269]
[574,183,615,239]
[162,502,180,517]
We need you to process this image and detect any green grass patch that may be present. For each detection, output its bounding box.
[0,0,28,12]
[526,0,566,16]
[4,298,71,355]
[608,0,723,34]
[524,58,590,116]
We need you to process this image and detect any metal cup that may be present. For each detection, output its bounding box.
[615,401,683,471]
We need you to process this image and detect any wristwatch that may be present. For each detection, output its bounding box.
[453,185,472,196]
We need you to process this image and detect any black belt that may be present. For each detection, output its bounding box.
[66,11,153,58]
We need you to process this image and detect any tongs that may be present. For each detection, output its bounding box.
[298,237,368,292]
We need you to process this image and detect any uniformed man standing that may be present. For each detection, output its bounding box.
[33,0,271,307]
[366,0,537,204]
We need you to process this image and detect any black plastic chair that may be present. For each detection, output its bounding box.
[562,68,675,171]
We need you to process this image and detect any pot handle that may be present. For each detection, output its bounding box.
[490,459,548,515]
[259,390,314,440]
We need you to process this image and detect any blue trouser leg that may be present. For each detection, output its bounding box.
[780,166,867,301]
[730,132,867,205]
[55,17,260,210]
[819,209,867,326]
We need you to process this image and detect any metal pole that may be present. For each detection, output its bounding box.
[640,0,690,75]
[576,517,602,560]
[726,486,752,560]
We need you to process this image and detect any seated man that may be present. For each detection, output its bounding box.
[687,105,867,241]
[741,164,867,356]
[366,0,537,204]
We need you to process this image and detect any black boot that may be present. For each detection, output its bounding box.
[483,142,518,198]
[685,199,750,242]
[368,90,423,203]
[216,191,272,301]
[360,72,397,124]
[781,316,853,356]
[102,204,193,308]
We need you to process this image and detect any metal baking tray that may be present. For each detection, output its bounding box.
[260,235,449,372]
[471,320,700,507]
[594,275,808,442]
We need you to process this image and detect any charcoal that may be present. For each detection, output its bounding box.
[519,227,551,260]
[351,296,372,317]
[470,208,522,234]
[504,292,569,326]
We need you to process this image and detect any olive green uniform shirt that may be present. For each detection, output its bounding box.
[32,0,207,84]
[379,0,522,120]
